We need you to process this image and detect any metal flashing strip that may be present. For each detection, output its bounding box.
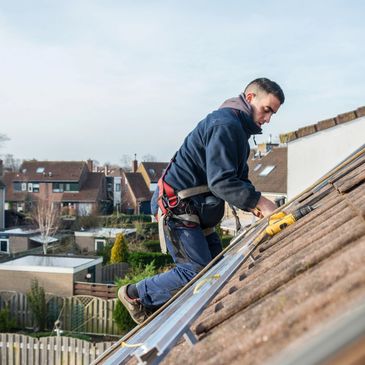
[97,223,267,365]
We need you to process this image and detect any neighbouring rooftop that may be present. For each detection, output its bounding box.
[0,255,102,273]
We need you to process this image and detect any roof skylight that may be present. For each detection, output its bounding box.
[259,165,276,176]
[36,167,45,173]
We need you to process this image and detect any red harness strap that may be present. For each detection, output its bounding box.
[157,154,179,216]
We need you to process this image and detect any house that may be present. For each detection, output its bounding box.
[0,227,58,255]
[0,160,5,230]
[280,105,365,199]
[137,161,168,192]
[94,160,123,212]
[121,171,152,214]
[0,254,102,296]
[222,144,287,233]
[95,143,365,365]
[3,160,109,216]
[74,227,136,253]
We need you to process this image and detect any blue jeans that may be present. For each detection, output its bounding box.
[136,219,222,308]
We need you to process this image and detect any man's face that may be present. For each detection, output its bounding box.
[245,91,281,128]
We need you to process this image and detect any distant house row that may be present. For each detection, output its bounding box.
[0,104,364,231]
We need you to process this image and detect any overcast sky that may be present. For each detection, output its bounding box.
[1,0,364,165]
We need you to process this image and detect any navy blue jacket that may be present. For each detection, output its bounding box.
[164,100,262,211]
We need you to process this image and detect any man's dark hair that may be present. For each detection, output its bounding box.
[245,78,285,104]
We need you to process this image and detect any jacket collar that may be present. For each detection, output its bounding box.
[219,94,262,136]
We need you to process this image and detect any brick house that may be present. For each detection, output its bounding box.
[121,171,152,214]
[137,161,168,192]
[3,160,109,216]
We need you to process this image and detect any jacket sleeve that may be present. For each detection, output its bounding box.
[205,123,261,210]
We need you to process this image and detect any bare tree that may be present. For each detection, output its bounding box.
[141,154,157,162]
[32,199,60,255]
[3,154,22,172]
[120,154,132,172]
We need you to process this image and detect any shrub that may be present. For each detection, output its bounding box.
[143,240,161,252]
[221,235,233,248]
[128,252,173,270]
[110,233,129,263]
[0,307,16,332]
[27,280,47,332]
[97,242,113,264]
[113,262,158,332]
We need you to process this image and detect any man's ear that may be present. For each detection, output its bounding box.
[245,92,255,103]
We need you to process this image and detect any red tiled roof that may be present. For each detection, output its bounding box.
[140,162,168,183]
[248,147,287,194]
[280,105,365,143]
[62,173,105,202]
[125,173,152,201]
[16,160,86,181]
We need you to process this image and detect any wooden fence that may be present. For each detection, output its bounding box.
[0,333,113,365]
[101,262,129,283]
[0,291,123,335]
[74,282,117,300]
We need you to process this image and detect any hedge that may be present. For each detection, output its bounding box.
[143,240,161,252]
[128,251,173,270]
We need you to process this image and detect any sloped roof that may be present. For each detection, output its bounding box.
[4,171,105,203]
[161,146,365,364]
[97,145,365,365]
[248,147,287,194]
[280,105,365,143]
[140,162,168,183]
[16,160,86,182]
[62,173,105,202]
[125,172,152,201]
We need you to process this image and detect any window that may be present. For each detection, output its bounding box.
[13,182,22,192]
[95,239,106,252]
[36,167,45,173]
[115,183,121,192]
[259,165,276,176]
[0,239,9,254]
[28,183,33,192]
[254,164,262,172]
[32,183,40,193]
[53,183,64,192]
[21,183,27,191]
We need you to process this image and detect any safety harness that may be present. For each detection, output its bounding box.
[156,156,212,253]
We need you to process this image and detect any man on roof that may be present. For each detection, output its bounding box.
[119,77,285,324]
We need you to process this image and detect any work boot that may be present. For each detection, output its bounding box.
[118,285,150,324]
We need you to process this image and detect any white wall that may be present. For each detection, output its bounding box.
[287,117,365,199]
[113,176,122,206]
[0,188,4,230]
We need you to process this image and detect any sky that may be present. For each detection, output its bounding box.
[1,0,364,166]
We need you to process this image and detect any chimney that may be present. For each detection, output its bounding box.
[132,154,138,173]
[105,164,109,176]
[87,159,93,172]
[0,159,3,177]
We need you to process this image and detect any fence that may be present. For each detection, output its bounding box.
[101,262,129,283]
[74,282,117,300]
[0,333,113,365]
[0,291,123,335]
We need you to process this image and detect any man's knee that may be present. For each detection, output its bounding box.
[176,263,203,282]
